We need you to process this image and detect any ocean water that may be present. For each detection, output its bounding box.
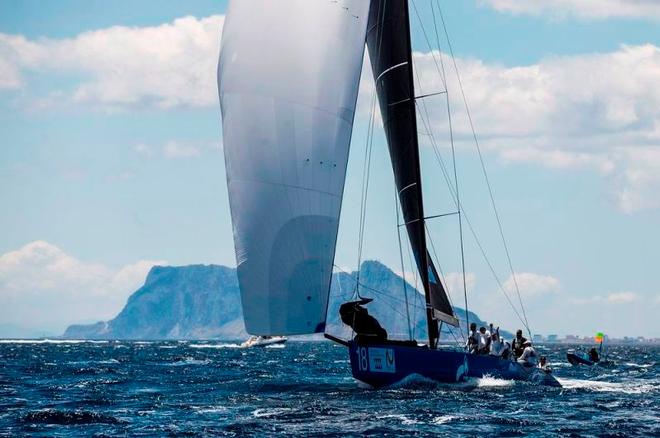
[0,340,658,437]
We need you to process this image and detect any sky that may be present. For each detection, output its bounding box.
[1,0,659,338]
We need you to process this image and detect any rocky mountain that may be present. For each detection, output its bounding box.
[64,265,243,340]
[63,260,502,341]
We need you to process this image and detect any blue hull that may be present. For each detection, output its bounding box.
[348,341,560,388]
[567,352,595,366]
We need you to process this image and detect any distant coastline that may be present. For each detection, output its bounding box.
[1,338,659,346]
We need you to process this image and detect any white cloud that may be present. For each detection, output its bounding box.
[134,140,220,160]
[134,143,154,157]
[571,291,639,304]
[443,272,477,298]
[404,44,660,213]
[612,147,660,213]
[0,56,22,89]
[504,272,560,297]
[0,241,165,334]
[0,15,224,108]
[2,15,659,211]
[480,0,660,20]
[606,291,638,303]
[163,141,201,159]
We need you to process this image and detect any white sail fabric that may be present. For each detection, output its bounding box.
[218,0,370,335]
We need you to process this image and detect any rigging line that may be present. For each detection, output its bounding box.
[413,72,530,333]
[388,91,448,107]
[435,1,531,336]
[411,64,457,197]
[395,184,413,340]
[403,227,420,340]
[397,211,459,227]
[355,92,376,298]
[409,3,530,334]
[444,321,463,347]
[429,0,449,86]
[429,0,469,341]
[335,263,424,341]
[355,0,387,298]
[409,53,468,335]
[423,224,454,307]
[333,276,417,327]
[332,264,420,309]
[410,0,447,91]
[424,224,465,344]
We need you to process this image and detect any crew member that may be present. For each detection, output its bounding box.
[517,341,538,367]
[538,356,551,372]
[466,322,479,353]
[339,301,387,343]
[512,329,527,358]
[478,326,491,354]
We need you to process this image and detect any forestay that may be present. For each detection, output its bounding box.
[218,0,370,334]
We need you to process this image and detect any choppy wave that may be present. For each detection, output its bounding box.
[556,377,658,394]
[386,373,439,389]
[22,409,121,425]
[376,414,421,425]
[623,362,654,368]
[193,406,227,414]
[168,358,212,366]
[0,339,108,344]
[432,415,458,424]
[2,341,657,436]
[265,344,286,349]
[189,343,241,349]
[252,408,293,418]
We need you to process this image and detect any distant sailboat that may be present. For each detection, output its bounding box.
[218,0,559,387]
[241,335,287,349]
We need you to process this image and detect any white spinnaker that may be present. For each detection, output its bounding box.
[218,0,370,335]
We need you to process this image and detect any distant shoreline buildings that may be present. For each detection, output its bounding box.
[531,334,660,345]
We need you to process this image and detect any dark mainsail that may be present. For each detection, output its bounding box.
[366,0,459,343]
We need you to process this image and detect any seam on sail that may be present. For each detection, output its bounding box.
[230,178,342,198]
[222,91,356,123]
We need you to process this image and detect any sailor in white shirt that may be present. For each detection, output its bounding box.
[477,326,491,354]
[489,329,506,357]
[517,341,538,367]
[466,322,479,353]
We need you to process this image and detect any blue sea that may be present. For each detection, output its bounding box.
[0,340,658,437]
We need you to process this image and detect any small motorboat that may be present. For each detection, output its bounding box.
[567,333,609,366]
[240,335,287,348]
[566,348,599,366]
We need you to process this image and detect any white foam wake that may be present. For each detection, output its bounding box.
[189,343,241,349]
[475,375,516,388]
[432,415,458,424]
[556,378,658,394]
[0,339,108,344]
[252,408,292,418]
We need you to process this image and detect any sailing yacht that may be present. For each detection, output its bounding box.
[240,335,287,349]
[218,0,559,387]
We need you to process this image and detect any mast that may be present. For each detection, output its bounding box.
[366,0,459,349]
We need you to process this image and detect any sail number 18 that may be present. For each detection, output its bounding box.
[356,347,368,371]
